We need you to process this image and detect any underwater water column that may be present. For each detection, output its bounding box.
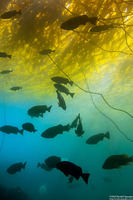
[0,0,133,200]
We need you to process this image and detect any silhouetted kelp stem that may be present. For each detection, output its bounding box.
[55,0,77,16]
[0,87,6,152]
[81,70,133,142]
[112,0,133,53]
[48,55,133,142]
[74,31,133,55]
[48,55,133,119]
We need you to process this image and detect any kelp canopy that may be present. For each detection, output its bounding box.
[0,0,133,105]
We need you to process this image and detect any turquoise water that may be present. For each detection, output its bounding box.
[0,92,133,200]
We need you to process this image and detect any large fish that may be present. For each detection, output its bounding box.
[102,154,133,169]
[90,24,114,32]
[7,162,27,174]
[0,125,23,135]
[86,131,110,144]
[60,15,97,30]
[0,52,11,59]
[56,161,90,184]
[75,118,84,137]
[0,10,21,19]
[22,122,37,133]
[51,76,73,86]
[54,84,75,98]
[28,105,52,118]
[41,124,70,138]
[71,114,80,128]
[45,156,61,169]
[56,90,66,110]
[0,69,13,74]
[39,49,55,55]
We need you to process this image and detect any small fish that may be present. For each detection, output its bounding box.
[60,15,97,30]
[10,86,22,91]
[102,154,133,169]
[90,24,114,32]
[39,49,55,55]
[41,124,70,138]
[0,69,13,74]
[0,52,11,59]
[54,84,75,98]
[7,161,26,174]
[45,156,61,169]
[51,76,73,86]
[0,9,21,19]
[37,162,52,171]
[28,105,52,118]
[56,161,90,184]
[71,114,80,128]
[75,118,84,137]
[86,131,110,145]
[56,90,66,110]
[22,122,37,133]
[0,125,23,135]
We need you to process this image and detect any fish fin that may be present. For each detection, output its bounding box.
[105,131,110,139]
[40,113,43,117]
[8,55,11,59]
[88,17,97,25]
[70,93,75,98]
[18,9,22,15]
[47,105,52,112]
[125,163,131,166]
[23,161,27,169]
[37,162,41,168]
[19,129,23,135]
[52,50,55,53]
[34,129,38,133]
[81,173,90,184]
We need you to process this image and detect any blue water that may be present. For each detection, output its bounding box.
[0,92,133,200]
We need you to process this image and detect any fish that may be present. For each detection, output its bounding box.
[54,84,75,98]
[51,76,73,86]
[0,52,11,59]
[0,69,13,74]
[90,24,114,32]
[0,125,23,135]
[102,154,133,169]
[41,124,70,138]
[86,131,110,144]
[22,122,37,133]
[37,162,52,171]
[0,9,21,19]
[45,156,61,169]
[60,15,97,30]
[56,90,66,110]
[7,162,26,174]
[56,161,90,184]
[75,118,84,137]
[10,86,22,91]
[39,49,55,55]
[28,105,52,118]
[71,114,80,128]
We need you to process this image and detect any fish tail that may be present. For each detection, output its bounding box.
[47,105,52,112]
[81,173,90,184]
[129,156,133,162]
[70,93,75,98]
[88,17,97,25]
[69,81,74,86]
[23,161,27,169]
[8,55,11,59]
[18,9,22,15]
[37,162,41,168]
[19,129,23,135]
[105,131,110,139]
